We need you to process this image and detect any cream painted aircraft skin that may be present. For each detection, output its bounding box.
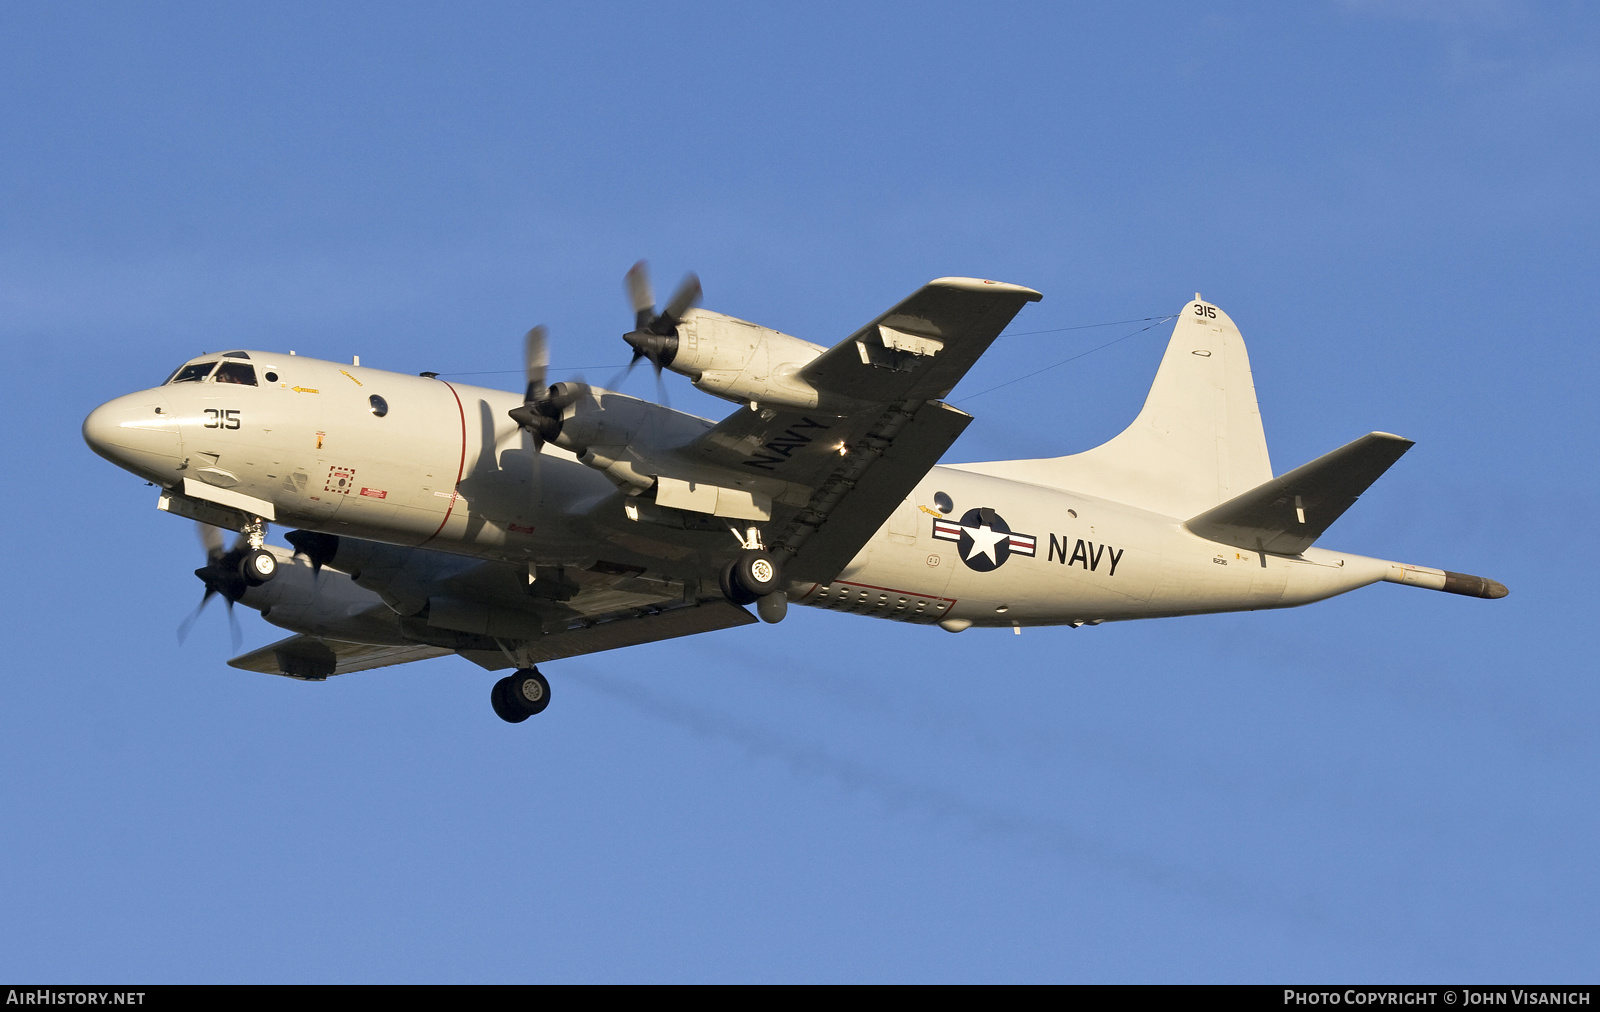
[84,274,1505,721]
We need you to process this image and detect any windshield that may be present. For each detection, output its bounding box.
[167,361,218,384]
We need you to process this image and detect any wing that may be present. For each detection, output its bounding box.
[228,635,452,680]
[683,277,1040,583]
[230,600,755,678]
[801,277,1044,405]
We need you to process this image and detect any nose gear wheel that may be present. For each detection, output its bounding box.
[240,548,277,585]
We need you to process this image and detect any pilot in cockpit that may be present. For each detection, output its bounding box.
[212,361,256,385]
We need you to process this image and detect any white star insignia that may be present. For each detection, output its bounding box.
[964,523,1008,564]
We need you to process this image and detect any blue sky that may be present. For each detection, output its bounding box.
[3,1,1597,982]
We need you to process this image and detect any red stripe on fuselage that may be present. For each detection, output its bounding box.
[419,379,468,546]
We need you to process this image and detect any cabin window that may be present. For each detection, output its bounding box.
[167,361,218,384]
[213,361,258,386]
[933,491,953,514]
[369,394,388,417]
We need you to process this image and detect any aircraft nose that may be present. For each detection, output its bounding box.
[83,391,184,479]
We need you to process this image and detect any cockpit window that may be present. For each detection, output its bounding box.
[220,351,251,359]
[167,361,218,384]
[213,361,258,386]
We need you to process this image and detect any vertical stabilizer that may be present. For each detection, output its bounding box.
[952,298,1274,518]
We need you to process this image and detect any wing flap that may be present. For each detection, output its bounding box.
[1184,432,1414,555]
[457,599,759,670]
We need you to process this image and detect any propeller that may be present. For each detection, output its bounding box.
[620,260,700,385]
[507,325,587,457]
[177,522,247,650]
[284,529,339,576]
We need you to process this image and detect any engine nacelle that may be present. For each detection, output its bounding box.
[237,542,415,643]
[670,309,831,411]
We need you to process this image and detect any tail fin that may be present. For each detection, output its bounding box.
[1185,431,1413,555]
[953,297,1274,518]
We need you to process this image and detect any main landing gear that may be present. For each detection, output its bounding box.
[720,548,788,623]
[491,668,551,724]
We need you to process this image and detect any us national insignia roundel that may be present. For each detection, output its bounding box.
[931,507,1037,572]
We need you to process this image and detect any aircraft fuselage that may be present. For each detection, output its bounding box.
[84,349,1412,630]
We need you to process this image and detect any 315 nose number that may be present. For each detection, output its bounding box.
[203,409,241,429]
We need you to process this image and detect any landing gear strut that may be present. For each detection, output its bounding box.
[237,517,276,586]
[491,667,551,723]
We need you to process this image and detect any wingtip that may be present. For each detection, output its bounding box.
[928,277,1043,301]
[1369,431,1416,447]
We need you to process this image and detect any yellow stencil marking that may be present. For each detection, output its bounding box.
[340,370,363,386]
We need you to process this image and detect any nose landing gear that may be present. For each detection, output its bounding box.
[237,516,277,586]
[240,547,277,585]
[491,668,551,723]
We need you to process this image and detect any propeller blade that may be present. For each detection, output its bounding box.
[655,367,671,409]
[660,272,701,328]
[225,599,242,653]
[529,428,541,489]
[626,260,655,329]
[284,529,339,576]
[524,325,548,401]
[176,587,216,644]
[605,354,639,391]
[197,522,225,561]
[181,522,252,645]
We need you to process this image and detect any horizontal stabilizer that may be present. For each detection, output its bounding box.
[1184,432,1414,555]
